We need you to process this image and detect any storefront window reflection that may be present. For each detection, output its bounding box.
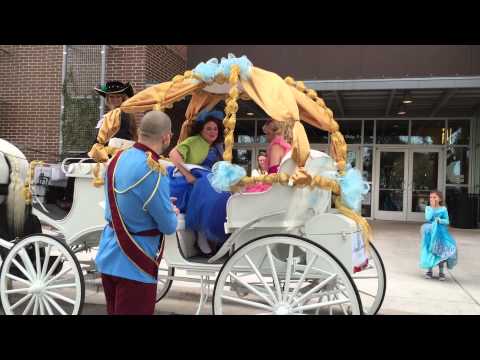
[376,120,409,144]
[447,120,470,145]
[446,147,469,185]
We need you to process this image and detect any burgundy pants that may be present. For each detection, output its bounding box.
[101,273,157,315]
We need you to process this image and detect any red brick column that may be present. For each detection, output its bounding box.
[0,45,63,162]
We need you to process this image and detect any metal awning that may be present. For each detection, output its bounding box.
[147,78,480,118]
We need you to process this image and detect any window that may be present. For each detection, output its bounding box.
[303,122,329,144]
[364,120,374,144]
[338,120,362,144]
[446,147,469,185]
[411,120,444,145]
[233,149,253,175]
[447,119,470,145]
[376,120,409,144]
[235,120,255,144]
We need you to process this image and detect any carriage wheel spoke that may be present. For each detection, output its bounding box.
[39,297,45,315]
[40,245,51,280]
[265,245,282,301]
[11,258,34,283]
[43,254,64,281]
[334,293,349,315]
[19,249,37,279]
[10,293,33,311]
[42,296,54,315]
[44,265,72,287]
[34,242,42,276]
[282,245,294,303]
[359,289,376,298]
[45,282,77,291]
[287,254,318,303]
[44,294,67,315]
[6,273,32,286]
[221,295,272,312]
[352,275,378,280]
[45,290,76,305]
[244,254,278,304]
[228,272,275,307]
[292,298,350,313]
[23,295,36,315]
[33,296,39,315]
[290,274,337,306]
[5,287,31,294]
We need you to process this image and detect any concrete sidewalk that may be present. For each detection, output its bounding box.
[371,220,480,315]
[76,220,480,315]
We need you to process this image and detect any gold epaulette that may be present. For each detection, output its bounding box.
[146,152,166,176]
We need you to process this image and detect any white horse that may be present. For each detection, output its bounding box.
[0,139,29,239]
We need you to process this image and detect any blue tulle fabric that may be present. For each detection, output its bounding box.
[339,167,370,212]
[185,176,231,246]
[168,146,222,213]
[168,146,231,247]
[420,206,458,269]
[193,53,253,83]
[168,167,209,214]
[207,161,246,193]
[196,110,224,124]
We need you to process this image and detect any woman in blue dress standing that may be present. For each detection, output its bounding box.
[420,190,458,281]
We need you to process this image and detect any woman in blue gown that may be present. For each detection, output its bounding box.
[168,110,230,255]
[420,191,458,281]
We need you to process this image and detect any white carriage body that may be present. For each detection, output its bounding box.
[27,149,361,277]
[32,161,106,249]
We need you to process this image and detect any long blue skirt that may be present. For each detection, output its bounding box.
[185,176,231,248]
[420,223,457,269]
[168,167,210,214]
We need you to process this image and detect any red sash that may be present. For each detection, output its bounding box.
[106,144,163,279]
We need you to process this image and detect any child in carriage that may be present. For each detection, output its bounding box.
[420,190,458,281]
[244,119,291,193]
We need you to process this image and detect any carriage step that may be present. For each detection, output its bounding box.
[187,254,229,265]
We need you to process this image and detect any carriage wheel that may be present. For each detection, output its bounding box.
[212,234,362,315]
[156,259,174,303]
[0,234,85,315]
[350,242,386,315]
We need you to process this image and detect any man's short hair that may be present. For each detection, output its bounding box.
[138,111,172,139]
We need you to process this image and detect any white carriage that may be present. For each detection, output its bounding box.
[0,55,386,315]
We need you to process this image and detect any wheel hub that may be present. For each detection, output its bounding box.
[29,281,46,294]
[274,303,291,315]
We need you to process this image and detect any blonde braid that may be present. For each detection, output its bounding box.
[223,65,240,162]
[283,76,370,243]
[22,160,44,204]
[284,76,347,173]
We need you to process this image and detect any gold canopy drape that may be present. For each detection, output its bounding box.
[88,66,346,172]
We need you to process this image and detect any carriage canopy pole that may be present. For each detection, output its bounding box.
[99,45,107,120]
[59,45,67,157]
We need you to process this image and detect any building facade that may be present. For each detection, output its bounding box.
[0,45,478,223]
[187,46,480,222]
[0,45,187,162]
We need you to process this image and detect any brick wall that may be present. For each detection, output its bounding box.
[0,45,63,162]
[105,45,148,94]
[146,45,187,83]
[0,45,187,162]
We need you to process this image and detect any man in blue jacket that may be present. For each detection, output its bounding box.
[95,110,178,315]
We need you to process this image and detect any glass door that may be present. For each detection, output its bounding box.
[407,149,444,221]
[374,149,408,220]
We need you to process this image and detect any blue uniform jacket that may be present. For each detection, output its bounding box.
[95,146,178,284]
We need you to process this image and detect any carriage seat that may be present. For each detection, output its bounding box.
[63,161,100,179]
[225,150,336,231]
